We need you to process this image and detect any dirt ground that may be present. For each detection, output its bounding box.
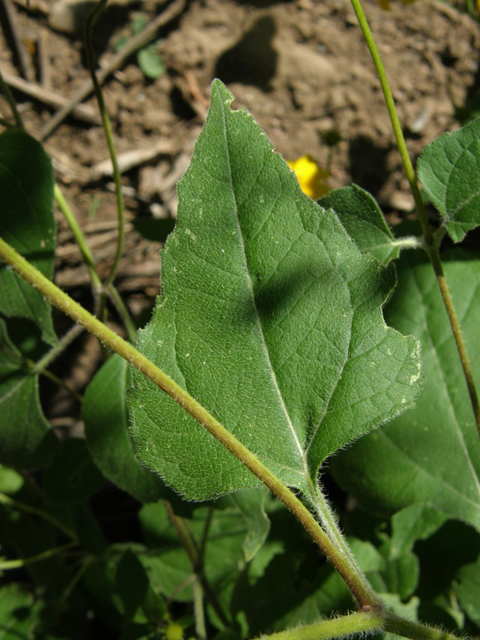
[1,0,480,414]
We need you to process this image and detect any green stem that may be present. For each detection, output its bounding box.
[0,70,24,130]
[261,611,384,640]
[384,612,461,640]
[391,236,425,251]
[0,236,380,611]
[308,482,367,591]
[164,502,229,627]
[349,0,429,243]
[106,284,137,343]
[38,368,83,403]
[54,184,102,292]
[84,0,125,291]
[350,0,480,436]
[54,185,137,343]
[32,323,84,374]
[0,541,77,570]
[0,492,77,541]
[193,579,207,640]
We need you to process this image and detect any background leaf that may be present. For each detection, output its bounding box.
[456,558,480,626]
[83,354,165,503]
[418,118,480,242]
[0,130,57,346]
[43,438,105,505]
[331,250,480,532]
[319,184,399,265]
[0,319,58,469]
[128,80,422,503]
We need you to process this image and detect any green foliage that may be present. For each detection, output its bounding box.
[1,64,480,640]
[331,251,480,532]
[83,354,165,503]
[418,118,480,242]
[128,81,422,503]
[0,318,59,469]
[319,184,400,265]
[115,14,165,80]
[0,130,56,346]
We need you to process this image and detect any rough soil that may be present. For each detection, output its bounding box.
[1,0,479,418]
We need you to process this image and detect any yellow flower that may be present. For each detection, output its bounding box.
[287,155,330,200]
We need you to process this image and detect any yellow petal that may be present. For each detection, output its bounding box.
[287,155,330,200]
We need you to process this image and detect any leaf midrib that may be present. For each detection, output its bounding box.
[221,100,309,485]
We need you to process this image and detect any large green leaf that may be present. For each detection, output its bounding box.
[418,118,480,243]
[319,184,399,265]
[128,80,422,502]
[0,319,58,469]
[0,130,57,346]
[331,251,480,532]
[83,354,165,503]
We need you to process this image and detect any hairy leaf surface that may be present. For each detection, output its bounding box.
[332,251,480,532]
[0,130,56,346]
[320,184,399,265]
[418,118,480,242]
[129,80,422,501]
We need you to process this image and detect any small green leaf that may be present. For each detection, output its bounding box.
[0,319,58,469]
[44,438,105,505]
[0,584,42,637]
[320,184,399,265]
[137,44,165,80]
[83,354,165,503]
[331,251,480,532]
[456,559,480,626]
[418,118,480,242]
[0,130,57,346]
[128,80,422,503]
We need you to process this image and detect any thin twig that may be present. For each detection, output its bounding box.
[40,0,186,140]
[1,0,34,81]
[1,70,101,124]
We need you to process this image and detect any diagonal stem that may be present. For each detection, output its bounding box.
[0,235,381,612]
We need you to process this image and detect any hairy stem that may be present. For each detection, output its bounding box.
[350,0,480,435]
[260,611,384,640]
[0,236,380,611]
[384,612,461,640]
